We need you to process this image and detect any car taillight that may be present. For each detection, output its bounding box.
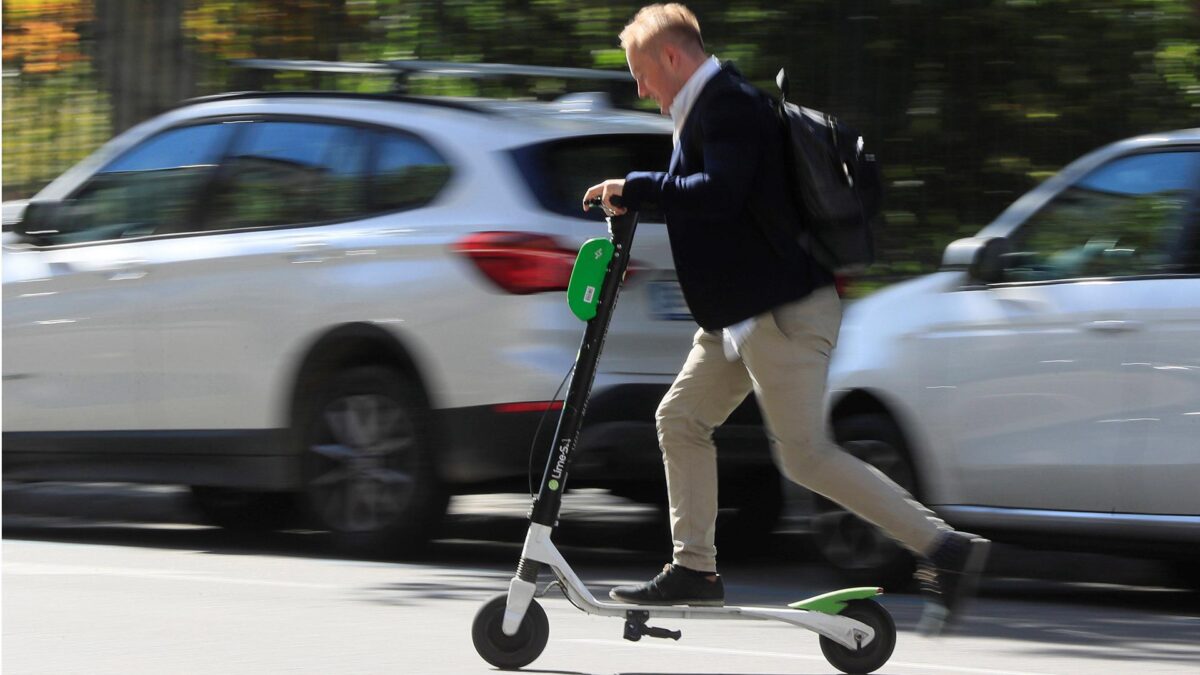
[493,401,565,414]
[834,274,851,297]
[453,231,576,295]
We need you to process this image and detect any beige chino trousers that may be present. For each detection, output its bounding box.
[655,286,947,572]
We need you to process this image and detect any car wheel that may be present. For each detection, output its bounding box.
[608,482,668,508]
[617,469,783,557]
[190,486,297,531]
[1167,559,1200,590]
[716,468,784,556]
[299,365,447,556]
[811,413,918,589]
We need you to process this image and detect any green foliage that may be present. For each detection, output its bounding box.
[3,1,110,198]
[3,0,1198,296]
[2,65,112,199]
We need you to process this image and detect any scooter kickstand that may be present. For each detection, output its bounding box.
[623,610,682,642]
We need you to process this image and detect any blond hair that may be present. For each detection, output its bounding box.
[619,4,704,54]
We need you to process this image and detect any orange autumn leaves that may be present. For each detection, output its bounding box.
[182,1,371,61]
[3,0,91,74]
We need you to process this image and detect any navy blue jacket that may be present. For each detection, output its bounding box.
[621,63,832,331]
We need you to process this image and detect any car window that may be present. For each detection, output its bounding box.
[27,123,234,246]
[510,134,672,223]
[203,120,369,230]
[1003,150,1199,282]
[368,131,452,213]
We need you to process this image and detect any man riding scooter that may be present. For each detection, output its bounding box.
[582,2,989,636]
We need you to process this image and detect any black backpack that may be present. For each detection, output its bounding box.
[772,68,882,274]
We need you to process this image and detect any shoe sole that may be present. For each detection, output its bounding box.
[608,590,724,607]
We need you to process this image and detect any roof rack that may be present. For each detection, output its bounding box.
[174,89,497,115]
[230,59,632,94]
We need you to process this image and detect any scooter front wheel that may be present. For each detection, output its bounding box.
[472,593,549,670]
[819,598,896,674]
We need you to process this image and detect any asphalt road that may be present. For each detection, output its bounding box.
[3,484,1198,674]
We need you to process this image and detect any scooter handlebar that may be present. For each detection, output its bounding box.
[584,195,625,211]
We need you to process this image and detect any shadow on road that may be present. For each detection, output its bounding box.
[1,482,812,567]
[5,479,1199,670]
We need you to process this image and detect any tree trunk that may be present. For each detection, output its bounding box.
[93,0,196,134]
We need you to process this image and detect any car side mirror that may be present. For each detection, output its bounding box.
[12,200,65,244]
[941,236,1013,284]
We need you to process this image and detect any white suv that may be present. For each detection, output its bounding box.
[816,129,1200,584]
[2,78,784,552]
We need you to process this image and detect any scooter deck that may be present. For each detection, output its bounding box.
[558,591,881,651]
[560,586,884,618]
[557,587,883,623]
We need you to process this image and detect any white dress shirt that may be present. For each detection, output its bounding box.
[669,56,721,147]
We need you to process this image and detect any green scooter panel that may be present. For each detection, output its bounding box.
[567,237,615,321]
[788,587,883,614]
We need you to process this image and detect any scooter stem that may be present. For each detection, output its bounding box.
[503,208,639,636]
[529,209,639,528]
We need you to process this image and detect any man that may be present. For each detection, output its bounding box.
[582,3,989,636]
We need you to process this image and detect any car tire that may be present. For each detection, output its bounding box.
[608,482,669,508]
[190,486,297,531]
[716,468,784,556]
[811,413,919,589]
[1167,558,1200,590]
[298,365,447,556]
[614,469,783,558]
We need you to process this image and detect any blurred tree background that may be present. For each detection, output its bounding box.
[4,0,1198,291]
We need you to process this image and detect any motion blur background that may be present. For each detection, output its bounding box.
[4,0,1198,295]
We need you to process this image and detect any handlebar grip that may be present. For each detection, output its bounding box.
[585,195,625,210]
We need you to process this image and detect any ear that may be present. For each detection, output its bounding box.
[660,41,680,68]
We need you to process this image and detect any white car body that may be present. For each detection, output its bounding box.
[5,90,762,523]
[6,96,673,423]
[826,129,1200,558]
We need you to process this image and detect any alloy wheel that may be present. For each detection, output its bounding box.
[308,392,420,534]
[812,435,915,575]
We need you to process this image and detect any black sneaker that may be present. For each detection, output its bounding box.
[609,564,725,607]
[915,531,991,636]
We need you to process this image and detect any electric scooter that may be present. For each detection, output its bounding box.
[471,202,897,674]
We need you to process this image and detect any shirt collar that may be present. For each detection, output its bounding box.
[669,56,721,146]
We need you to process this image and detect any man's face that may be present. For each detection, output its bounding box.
[626,43,679,115]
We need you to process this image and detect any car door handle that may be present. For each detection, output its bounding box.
[107,259,148,281]
[1085,319,1143,334]
[287,241,330,264]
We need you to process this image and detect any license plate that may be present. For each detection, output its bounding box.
[647,280,693,321]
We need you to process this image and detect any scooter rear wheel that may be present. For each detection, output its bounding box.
[819,598,896,674]
[472,593,549,670]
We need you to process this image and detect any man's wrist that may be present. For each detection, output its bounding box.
[623,171,663,210]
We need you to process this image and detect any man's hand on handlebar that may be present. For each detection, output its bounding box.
[582,179,627,217]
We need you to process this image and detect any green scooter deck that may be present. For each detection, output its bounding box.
[788,587,883,614]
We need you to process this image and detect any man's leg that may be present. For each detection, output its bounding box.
[609,327,751,606]
[739,287,945,553]
[739,287,989,633]
[655,328,753,573]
